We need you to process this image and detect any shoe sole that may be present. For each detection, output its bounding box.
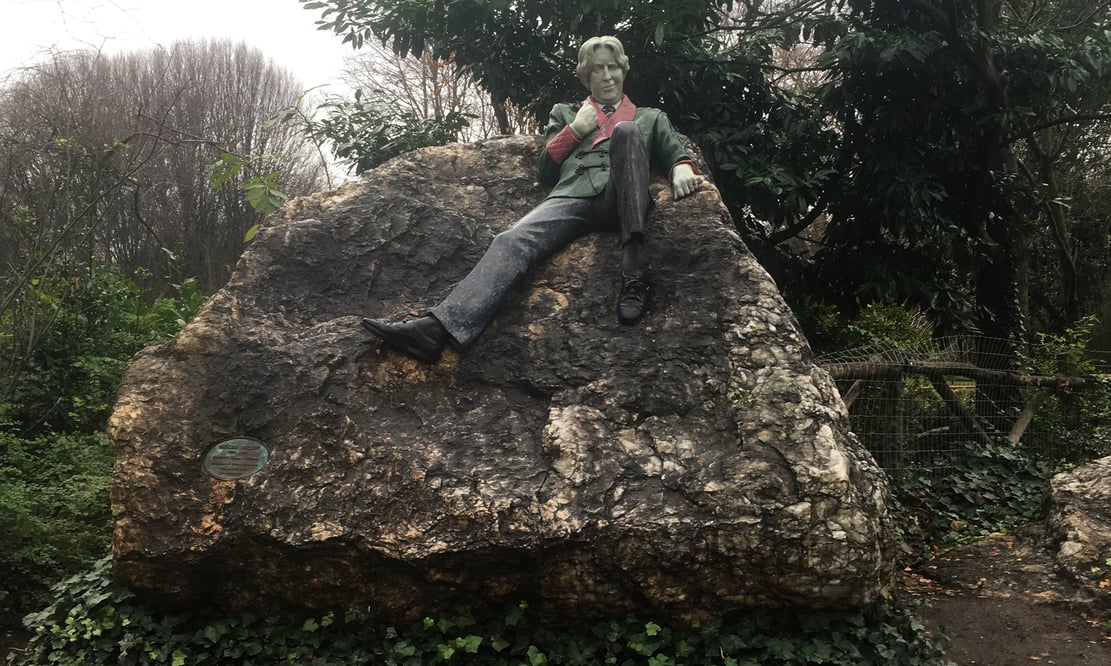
[618,288,652,325]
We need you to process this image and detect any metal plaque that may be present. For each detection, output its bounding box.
[202,437,270,480]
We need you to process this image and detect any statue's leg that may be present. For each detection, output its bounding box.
[603,121,652,324]
[602,121,650,247]
[432,197,595,348]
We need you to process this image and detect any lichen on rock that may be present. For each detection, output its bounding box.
[109,135,895,623]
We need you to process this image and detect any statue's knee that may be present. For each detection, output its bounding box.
[490,229,517,249]
[612,121,640,140]
[491,227,532,256]
[611,122,647,157]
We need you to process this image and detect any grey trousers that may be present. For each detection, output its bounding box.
[432,121,649,347]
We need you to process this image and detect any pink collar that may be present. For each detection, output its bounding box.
[587,95,637,146]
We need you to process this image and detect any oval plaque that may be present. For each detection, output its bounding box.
[202,437,270,480]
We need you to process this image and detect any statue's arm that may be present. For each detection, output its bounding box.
[538,104,578,186]
[649,111,700,200]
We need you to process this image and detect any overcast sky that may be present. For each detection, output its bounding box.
[0,0,354,92]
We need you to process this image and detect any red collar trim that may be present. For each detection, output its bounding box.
[587,95,637,145]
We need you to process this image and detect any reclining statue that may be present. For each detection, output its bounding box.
[362,35,700,363]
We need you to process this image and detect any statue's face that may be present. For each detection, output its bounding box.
[588,47,625,105]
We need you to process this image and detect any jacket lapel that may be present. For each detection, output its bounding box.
[589,95,637,147]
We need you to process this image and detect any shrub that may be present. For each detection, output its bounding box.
[1024,315,1111,462]
[892,440,1056,554]
[2,266,205,436]
[0,267,204,621]
[9,558,953,665]
[0,432,113,621]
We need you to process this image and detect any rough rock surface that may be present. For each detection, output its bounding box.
[109,135,894,624]
[1044,455,1111,608]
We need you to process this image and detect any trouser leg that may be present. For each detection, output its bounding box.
[432,197,596,348]
[600,121,650,245]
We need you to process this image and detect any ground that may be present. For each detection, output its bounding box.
[908,525,1111,665]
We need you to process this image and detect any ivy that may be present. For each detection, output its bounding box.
[10,558,954,665]
[893,441,1058,554]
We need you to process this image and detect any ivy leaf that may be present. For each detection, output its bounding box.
[527,645,547,665]
[458,634,482,653]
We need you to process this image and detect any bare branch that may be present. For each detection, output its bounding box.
[1004,114,1111,146]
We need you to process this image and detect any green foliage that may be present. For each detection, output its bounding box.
[0,432,113,621]
[1,266,204,436]
[678,34,838,248]
[242,172,289,216]
[1031,315,1102,377]
[0,268,203,621]
[11,561,953,665]
[206,153,289,216]
[291,92,471,174]
[893,441,1056,554]
[1026,316,1111,461]
[1033,378,1111,463]
[798,15,989,331]
[800,301,935,354]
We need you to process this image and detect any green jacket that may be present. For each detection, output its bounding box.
[538,102,691,199]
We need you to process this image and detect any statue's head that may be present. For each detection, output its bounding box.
[576,36,629,105]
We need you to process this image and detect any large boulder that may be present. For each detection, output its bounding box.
[1044,455,1111,608]
[108,135,894,624]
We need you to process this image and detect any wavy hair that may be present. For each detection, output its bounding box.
[576,36,630,87]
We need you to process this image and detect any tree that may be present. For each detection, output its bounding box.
[810,1,1111,423]
[0,40,327,415]
[299,0,1111,356]
[300,0,739,119]
[1002,0,1111,339]
[341,40,536,139]
[275,39,542,176]
[0,40,327,293]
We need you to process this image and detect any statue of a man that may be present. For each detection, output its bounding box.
[362,35,700,363]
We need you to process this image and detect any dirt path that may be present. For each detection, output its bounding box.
[908,526,1111,665]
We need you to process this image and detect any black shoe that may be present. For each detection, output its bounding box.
[361,315,447,364]
[617,271,651,325]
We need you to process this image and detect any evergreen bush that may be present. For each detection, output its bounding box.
[0,267,205,621]
[9,558,953,666]
[0,433,113,621]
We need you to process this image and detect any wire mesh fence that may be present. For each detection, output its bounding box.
[816,336,1111,474]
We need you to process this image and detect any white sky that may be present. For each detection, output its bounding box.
[0,0,355,92]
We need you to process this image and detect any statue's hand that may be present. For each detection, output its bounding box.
[569,104,599,139]
[672,163,699,200]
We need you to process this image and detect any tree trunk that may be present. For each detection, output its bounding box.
[491,90,511,135]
